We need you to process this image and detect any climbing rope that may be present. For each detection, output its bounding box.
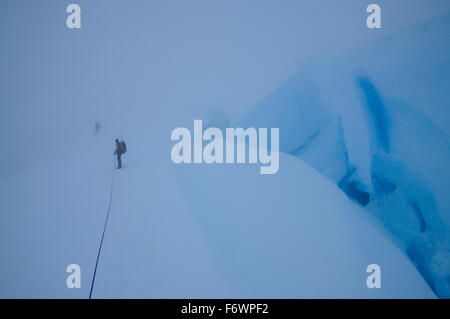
[89,155,116,299]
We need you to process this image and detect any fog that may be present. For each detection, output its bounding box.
[1,0,449,178]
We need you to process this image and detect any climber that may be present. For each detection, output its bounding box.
[114,138,127,169]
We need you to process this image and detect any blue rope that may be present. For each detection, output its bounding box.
[89,156,116,299]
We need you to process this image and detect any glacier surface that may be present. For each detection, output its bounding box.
[237,15,450,297]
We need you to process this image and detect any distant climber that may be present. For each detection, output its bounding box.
[114,138,127,169]
[94,121,101,135]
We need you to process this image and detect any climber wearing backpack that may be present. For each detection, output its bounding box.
[114,138,127,169]
[94,121,101,135]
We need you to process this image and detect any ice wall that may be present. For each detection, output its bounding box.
[237,14,450,297]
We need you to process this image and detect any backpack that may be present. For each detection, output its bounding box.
[120,141,127,153]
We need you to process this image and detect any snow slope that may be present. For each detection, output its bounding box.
[0,2,447,300]
[0,132,435,298]
[174,151,435,298]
